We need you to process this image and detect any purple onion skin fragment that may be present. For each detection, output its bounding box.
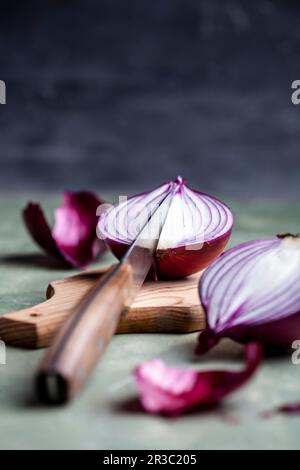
[197,235,300,352]
[134,342,262,416]
[262,402,300,419]
[98,177,233,280]
[23,203,63,259]
[23,191,107,268]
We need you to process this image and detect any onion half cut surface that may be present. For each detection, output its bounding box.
[98,177,233,279]
[197,234,300,352]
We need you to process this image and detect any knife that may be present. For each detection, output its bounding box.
[36,188,174,404]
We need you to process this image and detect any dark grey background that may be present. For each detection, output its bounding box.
[0,0,300,197]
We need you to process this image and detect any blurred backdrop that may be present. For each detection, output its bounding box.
[0,0,300,198]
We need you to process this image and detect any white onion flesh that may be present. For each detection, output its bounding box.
[99,177,233,249]
[200,235,300,335]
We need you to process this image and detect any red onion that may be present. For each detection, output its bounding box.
[197,234,300,353]
[98,177,233,279]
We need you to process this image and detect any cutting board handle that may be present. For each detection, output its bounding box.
[0,269,108,349]
[0,270,205,349]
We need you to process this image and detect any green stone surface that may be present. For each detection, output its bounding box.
[0,195,300,450]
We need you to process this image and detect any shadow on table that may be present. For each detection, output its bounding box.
[0,252,71,270]
[162,336,292,365]
[112,396,241,423]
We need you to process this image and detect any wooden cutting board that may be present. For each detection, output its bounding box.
[0,268,205,349]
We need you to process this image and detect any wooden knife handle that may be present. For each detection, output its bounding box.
[36,263,132,404]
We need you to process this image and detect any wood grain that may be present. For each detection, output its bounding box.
[36,263,133,403]
[0,268,205,349]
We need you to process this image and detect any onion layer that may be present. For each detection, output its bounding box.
[197,234,300,352]
[98,177,233,279]
[134,342,262,416]
[23,191,107,268]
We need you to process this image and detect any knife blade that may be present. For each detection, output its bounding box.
[36,186,175,404]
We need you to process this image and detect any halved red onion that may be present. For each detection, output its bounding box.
[23,191,107,268]
[196,235,300,418]
[197,234,300,353]
[98,177,233,279]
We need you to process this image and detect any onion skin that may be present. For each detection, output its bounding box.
[99,177,233,280]
[134,342,262,416]
[226,311,300,349]
[105,232,232,280]
[197,313,300,355]
[155,233,232,279]
[23,191,107,268]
